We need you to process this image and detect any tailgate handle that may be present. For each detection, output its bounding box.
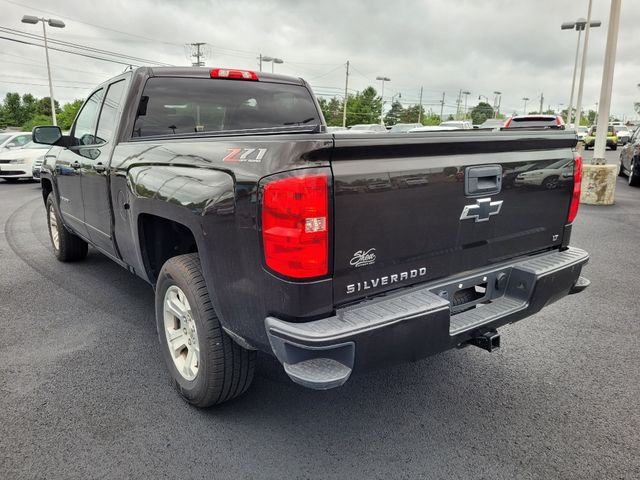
[465,165,502,196]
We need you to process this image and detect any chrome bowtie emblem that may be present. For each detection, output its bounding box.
[460,198,503,222]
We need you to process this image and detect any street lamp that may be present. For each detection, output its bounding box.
[258,55,283,73]
[493,91,502,118]
[561,14,601,127]
[21,14,65,126]
[376,76,390,125]
[522,97,530,115]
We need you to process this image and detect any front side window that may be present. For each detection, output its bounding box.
[73,89,103,146]
[132,77,319,138]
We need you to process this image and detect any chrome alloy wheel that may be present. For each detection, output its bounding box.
[163,286,200,381]
[48,203,59,251]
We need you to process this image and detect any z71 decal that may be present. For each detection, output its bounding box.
[223,148,268,163]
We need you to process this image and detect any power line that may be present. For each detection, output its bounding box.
[0,35,144,66]
[0,26,172,65]
[0,79,91,89]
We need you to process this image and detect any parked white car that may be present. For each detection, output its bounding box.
[439,121,472,129]
[613,126,631,145]
[0,141,51,182]
[514,159,573,190]
[0,131,33,151]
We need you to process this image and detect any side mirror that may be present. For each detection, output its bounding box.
[33,125,62,145]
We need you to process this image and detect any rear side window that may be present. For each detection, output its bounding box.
[132,77,319,138]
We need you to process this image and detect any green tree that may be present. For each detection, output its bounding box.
[36,97,61,117]
[57,99,83,130]
[1,92,27,126]
[469,102,495,125]
[345,86,381,126]
[421,112,441,126]
[21,114,52,132]
[384,100,404,125]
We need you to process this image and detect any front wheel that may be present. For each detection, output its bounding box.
[155,253,256,407]
[46,193,88,262]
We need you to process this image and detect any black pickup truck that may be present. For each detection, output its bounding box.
[33,67,589,407]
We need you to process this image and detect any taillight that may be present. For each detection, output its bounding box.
[210,68,259,81]
[261,172,329,278]
[568,154,582,224]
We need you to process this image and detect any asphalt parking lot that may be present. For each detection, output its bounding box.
[0,149,638,480]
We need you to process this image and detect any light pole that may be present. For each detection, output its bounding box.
[493,91,502,118]
[376,76,390,125]
[21,14,65,126]
[561,15,601,127]
[260,55,283,73]
[522,97,530,115]
[462,91,470,119]
[575,0,601,129]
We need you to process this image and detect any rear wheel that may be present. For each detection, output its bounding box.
[611,145,617,151]
[46,193,88,262]
[628,159,640,187]
[155,253,256,407]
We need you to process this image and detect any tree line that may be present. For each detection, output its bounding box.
[0,92,83,131]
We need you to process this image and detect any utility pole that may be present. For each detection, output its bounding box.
[462,91,470,119]
[342,61,349,128]
[455,89,462,120]
[189,42,206,66]
[440,92,445,120]
[418,86,423,124]
[539,92,544,114]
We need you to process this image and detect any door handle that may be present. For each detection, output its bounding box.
[94,162,107,173]
[70,161,81,169]
[465,165,502,196]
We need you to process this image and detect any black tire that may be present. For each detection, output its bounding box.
[46,192,88,262]
[611,145,617,151]
[542,175,559,190]
[619,157,625,176]
[628,159,640,187]
[155,253,255,407]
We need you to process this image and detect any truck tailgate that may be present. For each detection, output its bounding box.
[331,131,578,305]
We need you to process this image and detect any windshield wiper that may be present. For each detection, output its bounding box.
[283,117,315,126]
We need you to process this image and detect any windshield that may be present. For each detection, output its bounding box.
[0,133,13,143]
[350,125,372,130]
[133,77,319,137]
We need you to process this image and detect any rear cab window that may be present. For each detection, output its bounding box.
[132,77,319,138]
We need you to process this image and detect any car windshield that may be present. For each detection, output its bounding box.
[22,141,52,149]
[350,125,373,130]
[0,133,13,143]
[577,127,588,133]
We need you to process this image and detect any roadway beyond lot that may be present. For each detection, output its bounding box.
[0,149,638,480]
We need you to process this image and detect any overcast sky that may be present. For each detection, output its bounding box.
[1,0,638,121]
